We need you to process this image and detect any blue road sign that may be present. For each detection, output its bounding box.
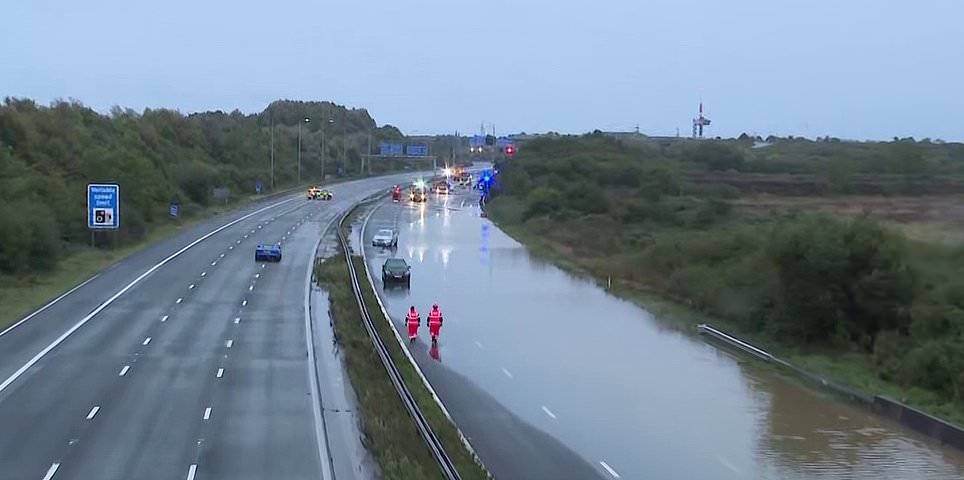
[379,143,404,156]
[406,145,429,156]
[469,135,485,147]
[255,181,263,194]
[87,183,119,230]
[169,202,179,219]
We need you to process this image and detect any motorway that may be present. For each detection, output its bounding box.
[0,173,422,480]
[362,186,964,479]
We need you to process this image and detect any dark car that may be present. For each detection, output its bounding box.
[381,258,411,286]
[255,242,282,262]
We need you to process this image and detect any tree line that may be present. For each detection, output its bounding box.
[0,98,404,275]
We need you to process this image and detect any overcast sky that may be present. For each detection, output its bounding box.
[1,0,961,140]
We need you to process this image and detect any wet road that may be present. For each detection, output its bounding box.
[0,172,422,480]
[363,187,964,479]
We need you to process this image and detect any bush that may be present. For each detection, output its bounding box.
[523,187,563,220]
[768,216,915,348]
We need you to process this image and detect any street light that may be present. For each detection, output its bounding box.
[298,117,310,184]
[322,119,334,181]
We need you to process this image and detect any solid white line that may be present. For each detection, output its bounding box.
[86,405,101,420]
[0,275,99,338]
[474,340,483,349]
[600,461,621,478]
[717,455,742,474]
[304,214,337,480]
[119,365,130,376]
[186,464,197,480]
[41,463,60,480]
[189,284,195,289]
[176,298,183,304]
[161,315,168,322]
[234,317,241,324]
[203,407,212,420]
[241,300,247,307]
[226,340,233,348]
[502,368,513,379]
[541,406,557,419]
[0,196,297,397]
[216,368,224,378]
[200,271,206,277]
[142,337,152,346]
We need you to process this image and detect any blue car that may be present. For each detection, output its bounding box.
[255,242,282,262]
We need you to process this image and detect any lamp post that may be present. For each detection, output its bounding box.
[322,119,333,181]
[298,117,310,184]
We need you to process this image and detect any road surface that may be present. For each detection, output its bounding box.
[0,173,421,480]
[362,186,964,480]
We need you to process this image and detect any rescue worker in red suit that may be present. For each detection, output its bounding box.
[406,306,420,343]
[428,304,443,343]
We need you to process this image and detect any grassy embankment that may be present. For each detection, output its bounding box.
[487,133,964,426]
[314,223,488,479]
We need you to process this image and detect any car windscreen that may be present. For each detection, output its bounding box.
[377,229,394,236]
[384,259,407,269]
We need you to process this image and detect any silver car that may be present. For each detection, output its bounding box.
[372,228,398,247]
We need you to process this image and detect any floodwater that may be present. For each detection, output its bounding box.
[363,189,964,480]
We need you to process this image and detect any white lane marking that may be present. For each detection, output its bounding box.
[176,298,183,304]
[541,406,557,419]
[234,317,241,324]
[502,368,513,379]
[304,215,337,480]
[258,225,262,229]
[229,245,234,250]
[474,340,483,349]
[201,271,206,277]
[600,461,621,478]
[717,455,741,474]
[186,464,197,480]
[226,340,234,348]
[0,275,99,338]
[281,236,286,241]
[86,406,101,420]
[216,368,224,378]
[142,337,152,346]
[211,261,217,266]
[189,284,195,289]
[41,463,60,480]
[0,196,298,397]
[243,235,248,239]
[236,239,241,244]
[254,273,260,279]
[261,264,266,269]
[161,315,168,322]
[119,365,130,377]
[203,407,212,420]
[248,285,254,292]
[219,253,224,258]
[250,229,255,233]
[241,300,247,307]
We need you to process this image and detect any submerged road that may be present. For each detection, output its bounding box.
[362,187,964,480]
[0,172,423,480]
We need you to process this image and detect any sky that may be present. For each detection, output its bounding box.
[1,0,961,140]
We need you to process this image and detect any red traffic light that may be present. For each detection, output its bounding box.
[505,146,515,155]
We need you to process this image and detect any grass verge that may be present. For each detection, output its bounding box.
[316,247,488,479]
[487,198,964,427]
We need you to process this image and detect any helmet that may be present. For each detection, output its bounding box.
[432,304,438,309]
[410,306,416,312]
